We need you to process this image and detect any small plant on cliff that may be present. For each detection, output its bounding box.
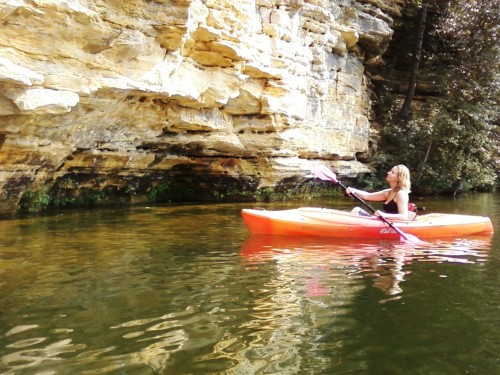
[19,189,51,213]
[148,181,172,202]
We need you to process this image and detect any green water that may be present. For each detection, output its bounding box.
[0,194,499,374]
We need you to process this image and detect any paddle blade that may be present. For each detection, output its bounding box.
[311,165,339,183]
[376,215,427,244]
[399,232,426,244]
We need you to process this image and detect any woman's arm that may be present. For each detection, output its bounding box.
[346,187,391,202]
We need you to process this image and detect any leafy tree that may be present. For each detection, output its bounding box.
[399,3,429,121]
[372,0,499,194]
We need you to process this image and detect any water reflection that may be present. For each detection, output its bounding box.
[235,233,495,371]
[240,234,493,298]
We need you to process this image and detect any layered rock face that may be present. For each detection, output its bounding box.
[0,0,401,214]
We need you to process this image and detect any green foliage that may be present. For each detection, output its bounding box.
[148,181,172,202]
[255,181,344,201]
[373,0,499,194]
[19,179,114,213]
[52,189,108,207]
[19,189,51,213]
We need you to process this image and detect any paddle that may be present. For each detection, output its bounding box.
[311,165,423,243]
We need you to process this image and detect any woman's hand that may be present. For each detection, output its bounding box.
[374,210,384,218]
[346,187,357,196]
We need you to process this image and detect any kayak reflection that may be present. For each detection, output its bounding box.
[240,235,492,298]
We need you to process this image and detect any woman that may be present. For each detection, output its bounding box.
[346,165,413,221]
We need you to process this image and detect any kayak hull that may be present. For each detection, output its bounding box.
[241,207,494,239]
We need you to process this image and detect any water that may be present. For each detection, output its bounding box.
[0,194,499,374]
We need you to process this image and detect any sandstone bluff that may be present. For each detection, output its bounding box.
[0,0,402,214]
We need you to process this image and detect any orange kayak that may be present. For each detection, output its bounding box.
[241,207,494,239]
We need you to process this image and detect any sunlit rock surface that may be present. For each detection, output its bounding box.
[0,0,402,213]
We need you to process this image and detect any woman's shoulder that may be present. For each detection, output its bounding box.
[396,189,410,198]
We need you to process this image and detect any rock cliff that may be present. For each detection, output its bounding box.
[0,0,402,214]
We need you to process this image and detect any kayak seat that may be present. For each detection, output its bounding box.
[408,203,418,221]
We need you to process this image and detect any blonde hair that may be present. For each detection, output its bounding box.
[395,164,411,191]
